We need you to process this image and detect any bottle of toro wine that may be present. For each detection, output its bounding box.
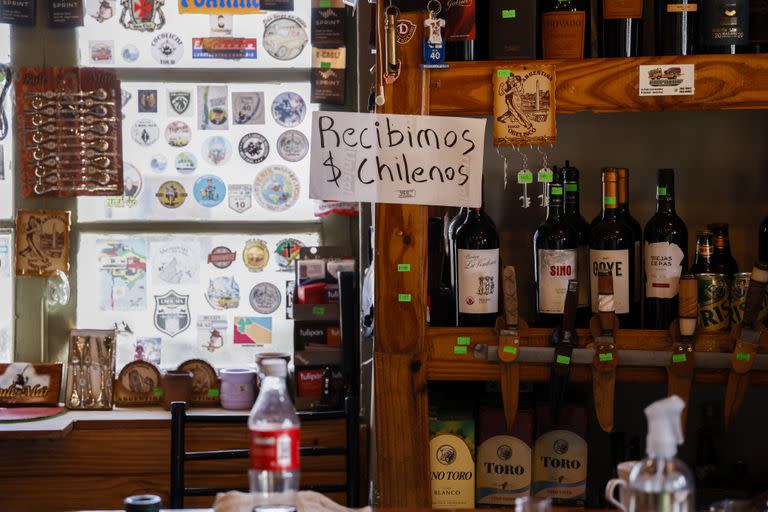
[690,229,715,274]
[454,201,500,327]
[656,0,701,54]
[643,169,689,330]
[534,168,579,327]
[707,223,739,275]
[542,0,589,58]
[600,0,643,56]
[617,168,642,325]
[760,216,768,261]
[562,162,592,327]
[590,168,637,327]
[703,0,749,53]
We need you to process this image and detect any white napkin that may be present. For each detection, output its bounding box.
[213,490,373,512]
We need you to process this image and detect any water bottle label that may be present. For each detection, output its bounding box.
[250,427,300,471]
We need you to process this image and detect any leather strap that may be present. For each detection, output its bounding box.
[500,360,520,430]
[592,342,618,433]
[724,341,757,431]
[666,342,694,429]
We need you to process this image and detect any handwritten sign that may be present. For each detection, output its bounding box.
[309,111,486,207]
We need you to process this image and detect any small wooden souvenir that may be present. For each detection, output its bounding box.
[113,360,162,407]
[493,64,557,146]
[0,363,62,405]
[177,359,220,406]
[65,329,116,410]
[15,210,71,278]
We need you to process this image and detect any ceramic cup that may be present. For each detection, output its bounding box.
[220,368,257,410]
[161,370,193,410]
[605,460,639,511]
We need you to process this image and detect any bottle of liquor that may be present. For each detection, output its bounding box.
[534,168,579,327]
[760,216,768,261]
[703,0,749,53]
[690,229,715,274]
[542,0,589,58]
[454,202,500,327]
[707,223,739,275]
[562,162,592,327]
[655,0,701,54]
[600,0,643,56]
[488,0,538,59]
[590,168,637,327]
[748,0,768,52]
[444,0,483,61]
[643,169,689,330]
[617,168,642,325]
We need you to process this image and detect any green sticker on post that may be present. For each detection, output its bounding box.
[319,0,331,6]
[397,263,411,272]
[565,183,578,192]
[321,62,331,69]
[454,346,468,355]
[503,346,518,354]
[599,353,614,362]
[398,293,412,302]
[737,352,751,362]
[153,388,164,396]
[312,306,325,315]
[457,336,471,345]
[556,354,571,365]
[497,69,511,78]
[207,389,220,397]
[672,353,687,363]
[502,8,516,18]
[604,196,617,206]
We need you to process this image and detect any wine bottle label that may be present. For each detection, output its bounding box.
[633,240,641,302]
[705,0,748,45]
[443,0,477,42]
[667,2,699,11]
[458,248,499,314]
[589,249,630,314]
[430,433,476,508]
[542,11,586,58]
[603,0,643,19]
[477,435,532,504]
[537,249,577,314]
[644,241,685,299]
[532,430,587,500]
[577,245,590,308]
[249,427,300,471]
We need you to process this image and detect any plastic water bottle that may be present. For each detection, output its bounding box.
[249,358,300,512]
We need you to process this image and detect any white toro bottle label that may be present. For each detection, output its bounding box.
[458,248,499,314]
[537,249,577,314]
[532,430,587,500]
[477,435,532,504]
[645,241,685,299]
[430,433,476,509]
[589,249,630,314]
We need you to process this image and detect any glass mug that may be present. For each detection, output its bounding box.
[605,460,639,511]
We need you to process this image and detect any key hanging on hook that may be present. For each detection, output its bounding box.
[383,4,401,84]
[515,147,532,209]
[536,145,554,207]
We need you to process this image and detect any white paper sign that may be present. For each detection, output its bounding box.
[639,64,695,96]
[309,111,486,207]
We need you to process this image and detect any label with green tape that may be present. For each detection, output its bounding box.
[737,352,751,362]
[503,346,518,354]
[551,186,563,196]
[207,389,220,397]
[502,8,516,18]
[672,353,687,363]
[599,352,614,362]
[565,183,578,192]
[397,263,411,272]
[153,388,164,396]
[321,62,331,69]
[454,346,468,355]
[398,293,412,302]
[556,354,571,365]
[457,336,471,345]
[312,306,325,315]
[604,196,617,206]
[497,69,511,78]
[657,186,667,196]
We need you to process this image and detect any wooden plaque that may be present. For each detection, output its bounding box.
[113,360,162,407]
[15,210,71,278]
[493,64,557,146]
[0,363,62,405]
[177,359,220,406]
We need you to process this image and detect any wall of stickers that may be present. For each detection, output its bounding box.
[78,81,317,222]
[0,232,12,363]
[77,231,319,370]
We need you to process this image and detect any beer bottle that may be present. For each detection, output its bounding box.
[707,223,739,275]
[690,230,715,274]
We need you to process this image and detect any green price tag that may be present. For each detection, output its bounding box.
[321,61,331,69]
[397,263,411,272]
[207,389,221,397]
[502,8,516,18]
[398,293,412,302]
[657,186,667,196]
[551,186,563,196]
[153,388,164,396]
[565,183,578,192]
[319,0,332,6]
[497,69,511,78]
[517,170,533,184]
[503,346,518,354]
[672,353,687,363]
[556,354,571,365]
[312,306,326,315]
[599,353,614,362]
[604,196,617,206]
[537,169,554,182]
[457,336,471,345]
[737,352,751,362]
[454,346,468,355]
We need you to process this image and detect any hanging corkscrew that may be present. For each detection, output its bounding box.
[383,3,401,85]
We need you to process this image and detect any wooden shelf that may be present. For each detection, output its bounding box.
[428,54,768,116]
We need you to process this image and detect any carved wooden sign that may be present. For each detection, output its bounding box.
[113,360,162,407]
[493,65,557,146]
[0,363,62,405]
[177,359,220,406]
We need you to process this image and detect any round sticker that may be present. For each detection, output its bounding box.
[208,246,236,269]
[271,92,306,128]
[249,282,282,314]
[206,276,240,310]
[274,238,303,270]
[123,162,142,199]
[263,16,309,61]
[175,152,198,174]
[122,44,139,62]
[151,32,184,66]
[243,239,269,272]
[238,133,270,164]
[156,180,188,209]
[131,119,159,146]
[193,175,227,208]
[150,154,167,172]
[202,135,233,166]
[276,130,309,162]
[254,165,300,212]
[165,120,191,147]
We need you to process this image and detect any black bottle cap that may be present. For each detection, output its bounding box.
[124,495,162,512]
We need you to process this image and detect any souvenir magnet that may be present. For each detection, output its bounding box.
[15,210,71,278]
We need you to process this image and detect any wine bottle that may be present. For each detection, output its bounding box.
[748,0,768,52]
[760,216,768,261]
[690,229,715,274]
[600,0,643,56]
[703,0,749,53]
[562,161,592,327]
[617,167,642,325]
[444,0,481,61]
[643,169,689,330]
[656,0,701,55]
[534,168,579,327]
[447,208,469,326]
[590,168,637,327]
[454,204,500,327]
[542,0,588,58]
[707,223,739,275]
